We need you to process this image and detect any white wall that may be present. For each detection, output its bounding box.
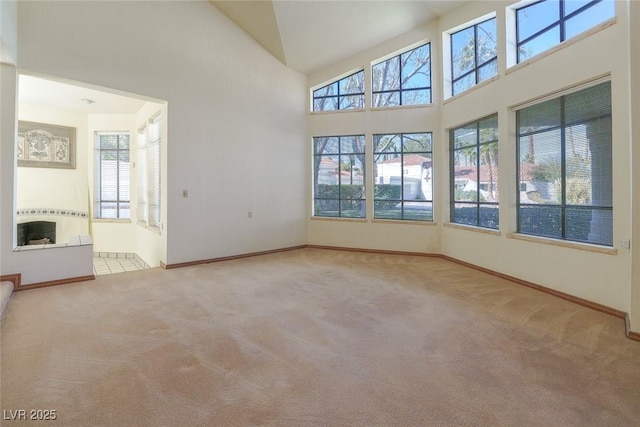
[307,0,636,328]
[13,1,307,270]
[17,104,90,244]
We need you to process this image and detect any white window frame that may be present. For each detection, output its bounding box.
[94,131,131,220]
[443,12,497,99]
[137,111,162,233]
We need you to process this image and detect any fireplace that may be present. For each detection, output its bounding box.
[17,221,56,246]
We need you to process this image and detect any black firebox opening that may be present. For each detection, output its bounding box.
[17,221,56,246]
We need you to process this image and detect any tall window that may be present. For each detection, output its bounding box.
[516,81,612,246]
[372,43,431,107]
[373,133,433,221]
[450,17,497,96]
[138,113,162,232]
[95,132,130,219]
[313,135,365,218]
[312,71,365,112]
[516,0,615,63]
[450,115,499,229]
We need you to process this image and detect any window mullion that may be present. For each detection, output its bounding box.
[98,144,103,218]
[400,136,405,219]
[474,24,479,85]
[398,56,403,105]
[560,96,567,239]
[559,0,566,42]
[337,137,342,216]
[476,123,481,226]
[116,137,121,219]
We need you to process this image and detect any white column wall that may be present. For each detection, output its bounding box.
[628,0,640,332]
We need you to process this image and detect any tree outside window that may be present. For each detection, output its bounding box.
[451,17,497,96]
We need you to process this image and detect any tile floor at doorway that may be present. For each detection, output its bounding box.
[93,252,151,276]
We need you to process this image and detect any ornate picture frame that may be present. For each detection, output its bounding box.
[17,121,76,169]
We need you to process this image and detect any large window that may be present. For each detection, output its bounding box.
[312,71,365,112]
[516,80,612,246]
[137,113,162,231]
[372,43,431,107]
[373,133,433,221]
[516,0,615,63]
[313,135,365,218]
[94,132,130,219]
[450,17,497,96]
[450,115,499,229]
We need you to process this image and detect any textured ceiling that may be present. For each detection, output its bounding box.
[211,0,467,74]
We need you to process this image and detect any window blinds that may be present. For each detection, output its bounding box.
[95,132,130,219]
[516,80,612,246]
[137,112,162,233]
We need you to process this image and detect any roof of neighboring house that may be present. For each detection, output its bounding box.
[454,163,535,183]
[379,154,432,167]
[454,165,497,183]
[319,157,339,168]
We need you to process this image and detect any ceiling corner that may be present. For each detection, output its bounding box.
[210,0,287,66]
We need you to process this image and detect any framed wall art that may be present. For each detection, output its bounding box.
[17,121,76,169]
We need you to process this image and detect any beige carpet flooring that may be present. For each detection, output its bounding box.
[1,248,639,426]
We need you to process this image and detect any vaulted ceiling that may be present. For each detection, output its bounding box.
[210,0,467,74]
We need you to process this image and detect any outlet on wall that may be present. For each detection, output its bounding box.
[248,211,252,219]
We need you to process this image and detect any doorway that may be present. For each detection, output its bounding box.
[16,73,167,275]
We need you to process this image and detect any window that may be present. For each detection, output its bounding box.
[137,113,162,231]
[312,71,365,112]
[374,133,433,221]
[94,132,130,219]
[372,43,431,107]
[516,80,612,246]
[313,135,365,218]
[450,115,499,229]
[516,0,615,63]
[450,17,497,96]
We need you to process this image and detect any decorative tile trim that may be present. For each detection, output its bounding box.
[17,208,88,218]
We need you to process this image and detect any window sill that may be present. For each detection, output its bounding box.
[310,104,435,115]
[443,74,499,105]
[444,222,500,236]
[310,216,367,223]
[371,219,436,226]
[92,219,132,224]
[506,232,617,255]
[370,103,435,112]
[310,108,366,116]
[505,18,616,75]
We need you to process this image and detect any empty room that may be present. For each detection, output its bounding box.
[1,0,639,425]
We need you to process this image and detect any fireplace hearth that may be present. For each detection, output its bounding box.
[17,221,56,246]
